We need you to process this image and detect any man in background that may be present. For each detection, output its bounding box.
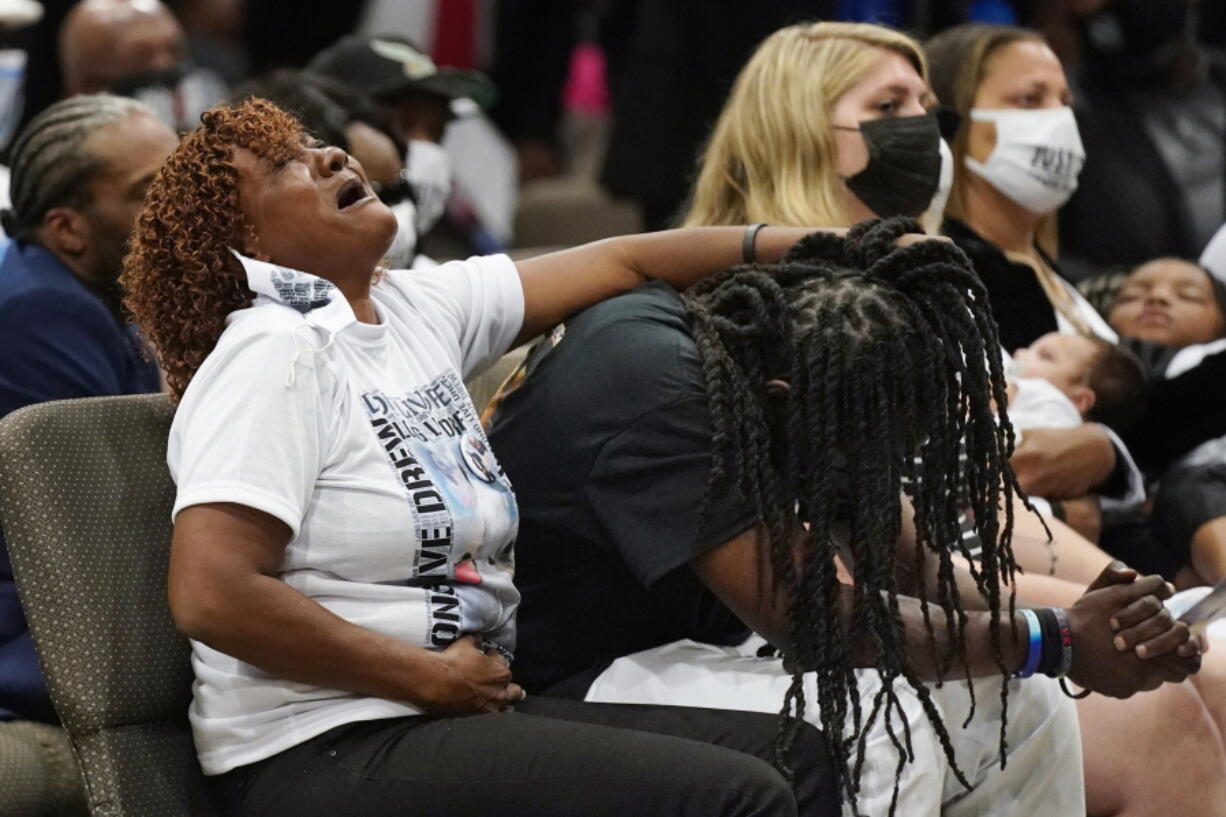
[1061,0,1226,278]
[58,0,224,131]
[0,94,175,817]
[309,34,508,259]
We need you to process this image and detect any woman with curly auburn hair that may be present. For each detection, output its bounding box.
[124,100,301,400]
[121,97,843,817]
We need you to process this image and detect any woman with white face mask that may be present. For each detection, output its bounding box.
[930,25,1226,817]
[929,24,1113,352]
[927,26,1141,513]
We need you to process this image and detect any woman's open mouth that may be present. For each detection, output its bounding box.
[336,178,370,210]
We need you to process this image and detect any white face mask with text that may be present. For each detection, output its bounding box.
[964,106,1086,215]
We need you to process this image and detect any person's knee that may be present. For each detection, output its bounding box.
[1088,684,1226,817]
[639,750,800,817]
[1158,681,1220,744]
[785,720,825,759]
[779,721,838,817]
[718,756,798,817]
[679,741,799,817]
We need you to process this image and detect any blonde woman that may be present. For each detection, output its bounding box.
[682,22,947,231]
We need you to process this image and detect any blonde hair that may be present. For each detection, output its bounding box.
[682,22,928,229]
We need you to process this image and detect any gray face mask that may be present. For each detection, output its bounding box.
[838,112,942,219]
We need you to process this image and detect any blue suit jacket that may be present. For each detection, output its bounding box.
[0,241,160,722]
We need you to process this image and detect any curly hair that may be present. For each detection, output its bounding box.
[684,218,1022,815]
[122,98,306,401]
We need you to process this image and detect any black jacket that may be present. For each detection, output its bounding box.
[1125,338,1226,474]
[943,218,1064,353]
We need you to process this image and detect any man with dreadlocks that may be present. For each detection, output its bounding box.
[488,218,1201,816]
[0,94,176,815]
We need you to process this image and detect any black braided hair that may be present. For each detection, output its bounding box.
[2,94,151,241]
[683,217,1022,815]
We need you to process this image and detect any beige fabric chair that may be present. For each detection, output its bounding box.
[0,720,87,816]
[0,394,216,817]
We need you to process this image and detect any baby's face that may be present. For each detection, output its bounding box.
[1013,333,1099,397]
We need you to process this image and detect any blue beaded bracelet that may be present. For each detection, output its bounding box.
[1016,608,1043,679]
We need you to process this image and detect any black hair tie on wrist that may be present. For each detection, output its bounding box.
[743,223,767,264]
[1060,677,1091,699]
[1035,608,1063,677]
[1035,607,1079,695]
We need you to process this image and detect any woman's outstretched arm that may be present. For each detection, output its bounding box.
[512,227,832,345]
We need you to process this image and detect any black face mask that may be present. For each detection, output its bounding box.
[841,112,941,219]
[111,63,197,130]
[111,63,190,98]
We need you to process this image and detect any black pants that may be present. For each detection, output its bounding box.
[208,696,837,817]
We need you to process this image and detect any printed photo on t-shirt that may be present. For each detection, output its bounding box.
[360,370,518,653]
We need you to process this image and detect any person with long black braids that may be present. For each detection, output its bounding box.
[489,219,1203,816]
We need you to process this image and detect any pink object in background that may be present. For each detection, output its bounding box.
[432,0,476,69]
[562,41,610,115]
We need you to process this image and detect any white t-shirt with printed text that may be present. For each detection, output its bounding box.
[168,253,524,775]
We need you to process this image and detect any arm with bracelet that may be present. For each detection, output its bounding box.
[1015,608,1076,689]
[697,518,1198,698]
[882,497,1191,692]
